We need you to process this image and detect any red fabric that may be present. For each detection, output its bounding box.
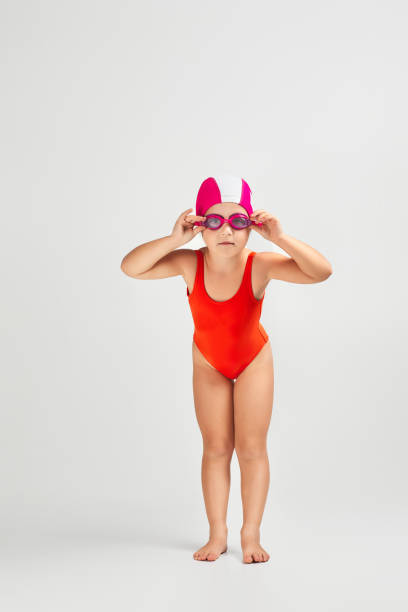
[187,249,269,379]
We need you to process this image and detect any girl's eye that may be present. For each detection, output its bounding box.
[206,217,221,227]
[232,217,248,228]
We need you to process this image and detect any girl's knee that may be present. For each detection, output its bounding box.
[203,440,234,459]
[235,441,267,461]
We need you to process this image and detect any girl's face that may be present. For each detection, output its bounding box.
[201,202,251,253]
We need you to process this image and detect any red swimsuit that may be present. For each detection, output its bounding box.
[187,249,269,380]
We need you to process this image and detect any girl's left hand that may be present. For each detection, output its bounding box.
[250,210,284,243]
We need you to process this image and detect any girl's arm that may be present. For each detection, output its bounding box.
[250,212,332,283]
[272,233,333,281]
[120,208,205,279]
[120,235,184,279]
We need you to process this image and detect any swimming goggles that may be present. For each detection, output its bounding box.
[194,213,263,230]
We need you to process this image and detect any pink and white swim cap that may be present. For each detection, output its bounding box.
[196,175,253,218]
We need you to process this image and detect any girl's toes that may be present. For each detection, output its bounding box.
[243,553,253,563]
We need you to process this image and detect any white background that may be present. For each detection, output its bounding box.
[1,0,407,610]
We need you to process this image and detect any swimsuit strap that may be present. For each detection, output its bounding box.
[241,251,255,291]
[196,248,204,284]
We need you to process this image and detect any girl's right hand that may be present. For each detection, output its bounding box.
[170,208,206,245]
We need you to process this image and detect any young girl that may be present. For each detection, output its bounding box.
[121,175,333,564]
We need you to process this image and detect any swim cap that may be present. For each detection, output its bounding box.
[196,175,253,218]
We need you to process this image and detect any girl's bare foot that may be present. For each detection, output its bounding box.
[193,525,228,561]
[240,525,270,563]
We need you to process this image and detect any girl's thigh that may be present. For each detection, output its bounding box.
[192,341,235,448]
[233,341,274,446]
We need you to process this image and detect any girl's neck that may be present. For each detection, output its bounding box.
[202,246,249,273]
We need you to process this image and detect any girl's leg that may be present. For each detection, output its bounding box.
[192,341,234,561]
[233,340,274,563]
